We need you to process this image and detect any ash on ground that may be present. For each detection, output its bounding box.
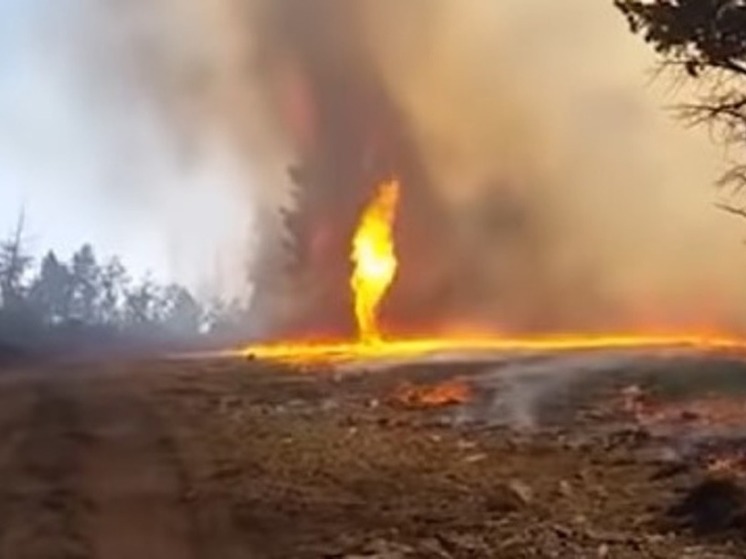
[6,347,746,558]
[156,347,746,557]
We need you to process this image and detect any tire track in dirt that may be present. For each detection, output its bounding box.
[0,374,91,559]
[132,373,253,559]
[77,374,200,559]
[0,374,38,554]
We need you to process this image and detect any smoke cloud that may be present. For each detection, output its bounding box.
[74,0,746,336]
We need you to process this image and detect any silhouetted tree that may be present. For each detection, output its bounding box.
[0,212,32,310]
[29,251,73,325]
[70,244,101,324]
[0,213,41,349]
[98,257,129,326]
[616,0,746,192]
[0,217,246,355]
[204,296,227,333]
[161,284,203,336]
[205,296,250,336]
[123,276,159,327]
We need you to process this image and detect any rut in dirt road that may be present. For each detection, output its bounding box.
[78,376,199,559]
[0,370,210,559]
[0,377,90,559]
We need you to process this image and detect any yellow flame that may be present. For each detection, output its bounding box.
[350,179,400,343]
[241,334,746,365]
[233,178,746,367]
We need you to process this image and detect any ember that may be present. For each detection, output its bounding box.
[392,379,472,408]
[706,454,746,479]
[624,391,746,430]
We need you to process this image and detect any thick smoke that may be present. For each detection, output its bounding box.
[82,0,746,336]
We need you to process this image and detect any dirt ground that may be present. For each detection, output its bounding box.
[2,350,746,558]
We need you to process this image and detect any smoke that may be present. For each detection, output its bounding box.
[18,0,266,298]
[69,0,746,335]
[460,351,654,430]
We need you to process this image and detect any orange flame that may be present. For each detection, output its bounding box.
[236,178,746,365]
[706,454,746,479]
[351,179,400,344]
[392,379,472,408]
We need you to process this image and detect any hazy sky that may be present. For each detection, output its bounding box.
[1,0,744,320]
[0,0,253,296]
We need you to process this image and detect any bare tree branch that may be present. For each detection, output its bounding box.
[715,201,746,220]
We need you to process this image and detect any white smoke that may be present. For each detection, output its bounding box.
[7,0,746,331]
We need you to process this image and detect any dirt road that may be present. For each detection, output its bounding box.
[0,355,744,558]
[0,364,197,559]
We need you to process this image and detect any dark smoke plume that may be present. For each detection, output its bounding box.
[75,0,746,337]
[245,0,612,337]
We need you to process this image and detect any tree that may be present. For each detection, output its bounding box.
[0,212,33,310]
[204,296,227,334]
[69,244,101,324]
[615,0,746,192]
[98,257,129,326]
[123,276,159,327]
[160,284,203,337]
[205,296,250,337]
[0,217,223,351]
[29,251,73,324]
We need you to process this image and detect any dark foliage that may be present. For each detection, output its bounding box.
[0,217,251,360]
[616,0,746,191]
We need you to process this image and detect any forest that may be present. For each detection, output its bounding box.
[0,215,250,361]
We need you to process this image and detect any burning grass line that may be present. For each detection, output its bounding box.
[239,334,746,365]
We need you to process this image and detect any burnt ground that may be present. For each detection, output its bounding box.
[2,351,746,558]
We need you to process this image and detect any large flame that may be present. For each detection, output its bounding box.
[241,334,746,365]
[236,179,746,366]
[350,179,400,343]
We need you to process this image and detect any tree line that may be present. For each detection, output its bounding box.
[0,215,250,357]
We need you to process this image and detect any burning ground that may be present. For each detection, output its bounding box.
[145,347,746,559]
[6,347,746,558]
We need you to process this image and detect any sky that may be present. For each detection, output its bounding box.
[2,0,746,324]
[0,0,254,297]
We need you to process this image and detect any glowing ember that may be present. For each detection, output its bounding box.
[235,176,746,365]
[624,392,746,428]
[350,179,400,344]
[706,453,746,479]
[392,379,472,408]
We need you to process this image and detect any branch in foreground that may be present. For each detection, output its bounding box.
[715,202,746,220]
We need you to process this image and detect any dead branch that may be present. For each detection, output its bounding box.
[715,202,746,220]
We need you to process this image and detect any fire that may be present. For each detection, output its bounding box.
[706,454,746,479]
[392,379,472,408]
[350,179,400,344]
[234,178,746,366]
[242,334,746,365]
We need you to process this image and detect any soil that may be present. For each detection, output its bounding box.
[1,351,746,558]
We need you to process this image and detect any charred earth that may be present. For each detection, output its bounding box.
[2,347,746,557]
